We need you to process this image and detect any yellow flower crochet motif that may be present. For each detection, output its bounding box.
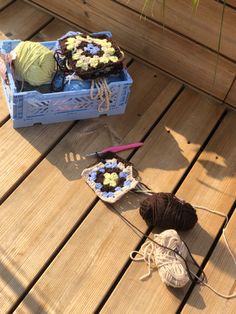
[65,35,119,69]
[103,172,119,187]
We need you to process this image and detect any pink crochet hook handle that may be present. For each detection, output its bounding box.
[86,142,144,156]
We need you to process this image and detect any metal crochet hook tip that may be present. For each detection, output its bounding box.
[85,142,144,157]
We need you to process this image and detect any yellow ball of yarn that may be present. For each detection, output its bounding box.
[13,41,55,86]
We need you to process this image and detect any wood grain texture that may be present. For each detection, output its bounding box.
[182,210,236,313]
[0,121,73,201]
[226,0,236,8]
[118,0,236,61]
[0,0,52,39]
[31,18,73,41]
[0,61,177,313]
[26,0,236,107]
[102,111,236,314]
[0,0,13,10]
[15,90,225,313]
[226,78,236,108]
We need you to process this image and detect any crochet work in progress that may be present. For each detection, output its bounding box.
[54,33,124,80]
[82,157,138,203]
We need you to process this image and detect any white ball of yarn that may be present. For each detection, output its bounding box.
[130,229,189,288]
[153,229,189,288]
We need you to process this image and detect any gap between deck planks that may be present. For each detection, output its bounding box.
[13,91,227,313]
[0,0,14,10]
[0,54,178,312]
[0,0,52,39]
[182,207,236,313]
[101,111,236,314]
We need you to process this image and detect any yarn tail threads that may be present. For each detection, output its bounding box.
[90,77,112,112]
[130,229,190,288]
[13,41,55,86]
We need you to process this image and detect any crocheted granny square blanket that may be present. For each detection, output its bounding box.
[82,158,138,203]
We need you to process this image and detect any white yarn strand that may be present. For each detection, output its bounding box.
[192,204,236,299]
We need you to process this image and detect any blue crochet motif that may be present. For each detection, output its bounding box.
[119,171,128,178]
[84,43,100,55]
[124,180,131,187]
[102,191,115,198]
[115,186,122,192]
[98,168,105,173]
[89,171,97,181]
[95,183,103,190]
[104,162,118,169]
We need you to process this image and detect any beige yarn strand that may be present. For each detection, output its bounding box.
[192,204,236,299]
[90,77,112,112]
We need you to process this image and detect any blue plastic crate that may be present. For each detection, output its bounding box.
[0,33,132,128]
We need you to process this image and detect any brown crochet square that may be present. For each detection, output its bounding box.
[54,33,124,80]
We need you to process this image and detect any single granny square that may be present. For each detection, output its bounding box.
[54,33,124,80]
[81,158,138,203]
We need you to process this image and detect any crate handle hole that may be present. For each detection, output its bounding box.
[33,122,42,126]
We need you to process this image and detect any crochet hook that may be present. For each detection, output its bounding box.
[86,142,144,157]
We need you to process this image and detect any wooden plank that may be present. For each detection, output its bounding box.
[0,121,73,201]
[182,209,236,313]
[0,60,179,313]
[31,18,74,41]
[102,111,236,313]
[118,0,236,61]
[0,0,14,10]
[26,0,236,107]
[15,90,225,313]
[0,0,52,39]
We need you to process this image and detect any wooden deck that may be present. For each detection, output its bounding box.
[0,1,235,313]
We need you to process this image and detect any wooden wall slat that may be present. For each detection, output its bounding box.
[118,0,236,62]
[14,91,225,313]
[0,58,178,313]
[182,209,236,313]
[25,0,236,108]
[102,111,236,314]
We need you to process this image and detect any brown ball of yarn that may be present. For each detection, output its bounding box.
[140,193,198,231]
